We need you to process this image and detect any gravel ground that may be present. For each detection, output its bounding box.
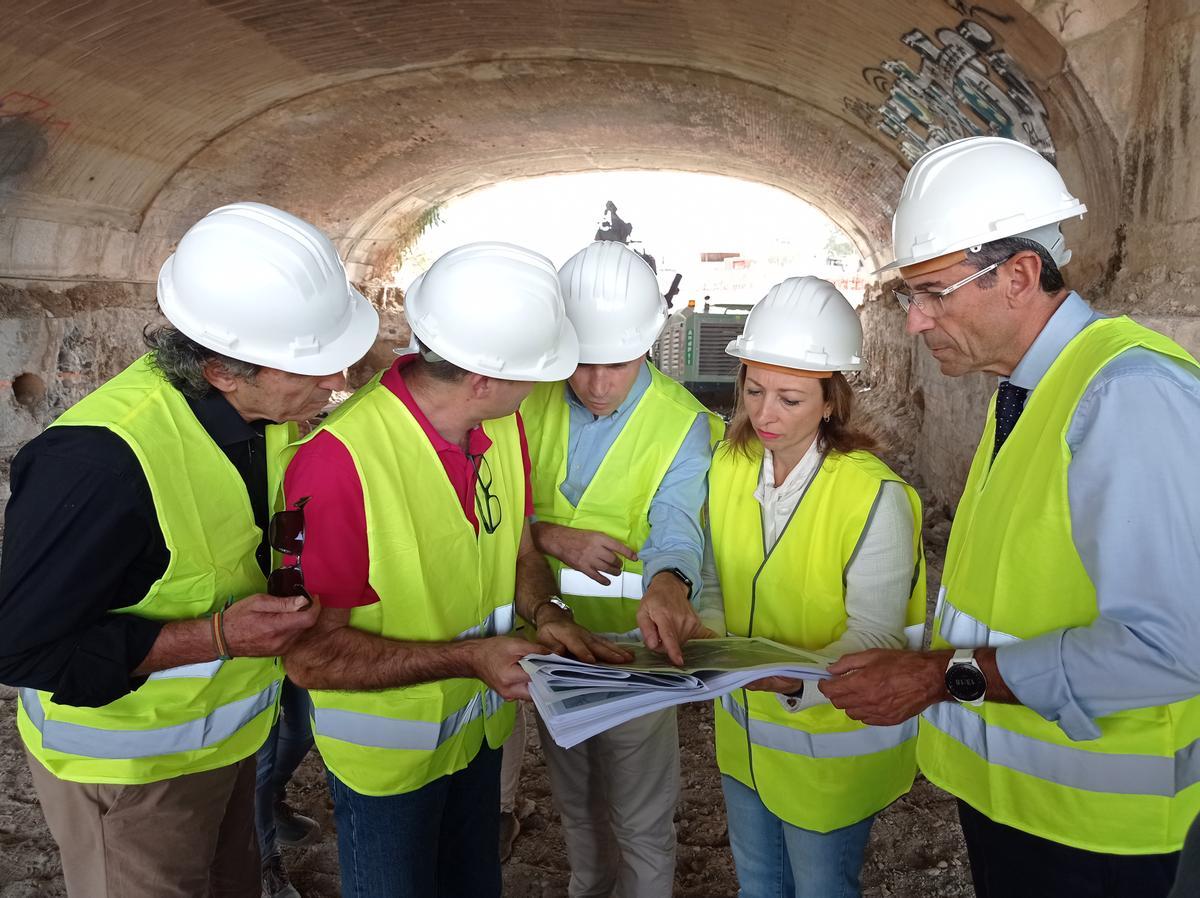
[0,692,971,898]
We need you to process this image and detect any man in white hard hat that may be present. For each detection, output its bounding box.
[281,242,631,898]
[820,136,1200,897]
[518,240,723,898]
[0,203,379,898]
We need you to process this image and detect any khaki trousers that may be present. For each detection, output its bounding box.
[537,706,680,898]
[26,749,260,898]
[500,701,527,813]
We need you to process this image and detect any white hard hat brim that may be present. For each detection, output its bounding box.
[577,311,666,365]
[872,202,1086,276]
[167,284,380,376]
[726,343,863,372]
[521,313,580,382]
[277,286,380,376]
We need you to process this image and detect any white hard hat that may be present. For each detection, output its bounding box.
[404,241,579,382]
[878,136,1087,274]
[726,277,863,372]
[559,242,667,364]
[157,203,379,375]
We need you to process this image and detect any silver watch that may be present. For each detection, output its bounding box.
[537,596,573,625]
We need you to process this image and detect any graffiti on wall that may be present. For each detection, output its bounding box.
[844,3,1054,165]
[0,92,71,183]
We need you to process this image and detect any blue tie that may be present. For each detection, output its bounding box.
[992,381,1029,460]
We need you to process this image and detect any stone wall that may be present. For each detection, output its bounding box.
[0,281,409,540]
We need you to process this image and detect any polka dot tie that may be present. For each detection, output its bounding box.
[992,381,1029,460]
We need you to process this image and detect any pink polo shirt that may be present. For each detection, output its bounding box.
[283,354,534,609]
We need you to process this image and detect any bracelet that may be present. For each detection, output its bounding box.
[210,603,234,661]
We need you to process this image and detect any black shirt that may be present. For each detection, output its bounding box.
[0,389,271,707]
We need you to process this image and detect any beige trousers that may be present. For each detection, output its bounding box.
[500,701,528,813]
[26,749,259,898]
[537,706,680,898]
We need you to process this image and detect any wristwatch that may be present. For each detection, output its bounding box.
[944,648,987,706]
[663,567,694,596]
[535,595,573,626]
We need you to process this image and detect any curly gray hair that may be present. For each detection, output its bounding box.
[143,326,260,399]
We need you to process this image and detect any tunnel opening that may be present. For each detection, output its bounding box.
[390,170,867,306]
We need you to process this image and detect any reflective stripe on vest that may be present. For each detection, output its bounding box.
[720,693,915,758]
[21,681,279,760]
[315,691,484,752]
[559,568,644,600]
[455,603,516,640]
[147,659,226,681]
[932,587,1019,649]
[923,702,1200,797]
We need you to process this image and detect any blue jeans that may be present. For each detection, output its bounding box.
[254,678,315,863]
[328,745,502,898]
[722,774,874,898]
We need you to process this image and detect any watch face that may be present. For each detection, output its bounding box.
[945,664,987,703]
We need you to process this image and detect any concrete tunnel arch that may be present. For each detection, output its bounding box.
[1,1,1128,292]
[5,0,1189,516]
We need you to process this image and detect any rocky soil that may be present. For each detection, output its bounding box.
[0,692,972,898]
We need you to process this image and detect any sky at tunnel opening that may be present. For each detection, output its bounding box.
[391,171,866,308]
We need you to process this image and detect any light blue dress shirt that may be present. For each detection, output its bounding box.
[557,361,712,596]
[991,292,1200,740]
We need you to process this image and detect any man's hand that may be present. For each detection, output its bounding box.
[534,606,634,665]
[533,522,637,584]
[744,676,805,695]
[222,593,323,657]
[466,635,542,701]
[637,572,715,667]
[818,648,950,726]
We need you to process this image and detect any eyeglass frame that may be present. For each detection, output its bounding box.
[893,253,1017,315]
[468,452,503,536]
[267,495,312,601]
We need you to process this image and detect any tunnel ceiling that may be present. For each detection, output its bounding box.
[0,0,1118,284]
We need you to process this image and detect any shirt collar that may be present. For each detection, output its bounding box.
[564,360,652,420]
[386,354,492,457]
[1007,292,1102,390]
[185,390,266,446]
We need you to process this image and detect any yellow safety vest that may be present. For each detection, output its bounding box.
[520,364,723,635]
[920,316,1200,854]
[18,354,289,784]
[296,371,522,796]
[711,444,926,831]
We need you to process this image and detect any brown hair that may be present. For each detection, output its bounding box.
[722,364,880,457]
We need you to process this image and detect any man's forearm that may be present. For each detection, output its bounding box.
[514,544,557,625]
[284,625,478,691]
[133,618,217,675]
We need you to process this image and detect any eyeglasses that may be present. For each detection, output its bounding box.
[893,255,1015,315]
[469,453,503,536]
[267,495,311,601]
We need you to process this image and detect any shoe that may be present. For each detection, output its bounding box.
[261,855,302,898]
[499,810,521,863]
[274,799,320,847]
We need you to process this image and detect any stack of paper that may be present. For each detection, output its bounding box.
[522,637,834,748]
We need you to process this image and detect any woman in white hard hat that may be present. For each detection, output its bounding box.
[699,276,926,898]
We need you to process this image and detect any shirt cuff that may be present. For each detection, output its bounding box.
[995,631,1101,742]
[775,681,830,713]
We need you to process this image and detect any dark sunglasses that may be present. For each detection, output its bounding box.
[468,453,503,536]
[267,495,311,600]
